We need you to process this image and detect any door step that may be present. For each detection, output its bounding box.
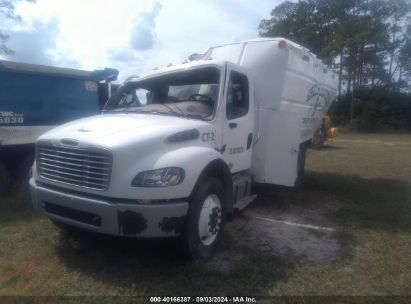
[234,194,257,211]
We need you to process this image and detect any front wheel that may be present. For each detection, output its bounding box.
[182,177,226,259]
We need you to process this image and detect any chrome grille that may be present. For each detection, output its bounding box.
[37,143,112,190]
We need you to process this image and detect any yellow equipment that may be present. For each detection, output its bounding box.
[312,115,338,146]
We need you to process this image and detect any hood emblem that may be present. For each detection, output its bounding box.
[78,127,91,133]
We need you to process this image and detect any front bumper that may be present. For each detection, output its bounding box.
[29,178,189,238]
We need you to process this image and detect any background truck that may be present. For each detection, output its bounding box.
[29,38,338,259]
[0,60,118,192]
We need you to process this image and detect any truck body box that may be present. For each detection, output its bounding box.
[0,60,117,146]
[206,38,338,185]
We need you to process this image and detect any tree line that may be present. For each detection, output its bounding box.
[0,0,35,55]
[259,0,411,132]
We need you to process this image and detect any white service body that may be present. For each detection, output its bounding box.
[206,38,338,185]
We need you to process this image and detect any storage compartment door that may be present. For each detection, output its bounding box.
[251,110,302,186]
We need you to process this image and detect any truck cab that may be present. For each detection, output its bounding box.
[30,60,255,259]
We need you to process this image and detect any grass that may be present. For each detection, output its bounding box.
[1,133,411,296]
[271,134,411,296]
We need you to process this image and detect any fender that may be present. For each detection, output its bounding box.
[189,159,234,218]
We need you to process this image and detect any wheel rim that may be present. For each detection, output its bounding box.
[198,194,222,246]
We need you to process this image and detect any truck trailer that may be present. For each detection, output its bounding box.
[0,60,118,191]
[29,38,338,259]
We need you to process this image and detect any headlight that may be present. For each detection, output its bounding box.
[131,167,185,187]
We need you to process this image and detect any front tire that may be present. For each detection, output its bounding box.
[182,177,226,259]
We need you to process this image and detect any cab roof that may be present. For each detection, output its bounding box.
[126,60,228,84]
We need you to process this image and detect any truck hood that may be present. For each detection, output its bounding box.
[38,113,211,148]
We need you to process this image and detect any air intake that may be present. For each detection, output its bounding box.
[165,129,200,144]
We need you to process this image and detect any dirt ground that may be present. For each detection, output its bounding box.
[207,188,350,274]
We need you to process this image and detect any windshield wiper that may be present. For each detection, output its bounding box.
[103,106,206,120]
[157,103,205,120]
[102,108,128,113]
[166,102,185,116]
[171,99,213,120]
[158,103,182,116]
[127,108,163,114]
[181,113,207,120]
[103,107,155,114]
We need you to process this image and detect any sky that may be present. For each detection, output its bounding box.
[0,0,282,81]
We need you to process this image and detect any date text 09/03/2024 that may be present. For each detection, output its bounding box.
[150,297,257,303]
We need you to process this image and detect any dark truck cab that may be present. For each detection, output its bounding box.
[0,60,118,191]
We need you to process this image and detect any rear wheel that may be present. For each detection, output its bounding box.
[182,177,225,259]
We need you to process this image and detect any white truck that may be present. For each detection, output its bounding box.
[30,38,338,259]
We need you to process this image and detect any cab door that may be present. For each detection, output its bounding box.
[221,64,254,173]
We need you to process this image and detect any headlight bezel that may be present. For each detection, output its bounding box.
[131,167,185,187]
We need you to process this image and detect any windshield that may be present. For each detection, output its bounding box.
[104,67,220,120]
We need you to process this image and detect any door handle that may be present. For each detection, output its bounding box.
[229,122,237,129]
[247,133,253,150]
